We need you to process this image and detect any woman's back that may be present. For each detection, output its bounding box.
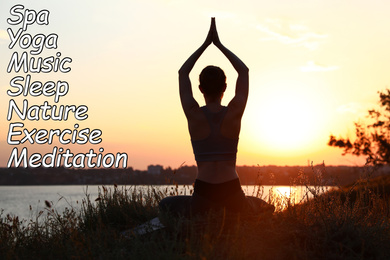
[190,105,240,183]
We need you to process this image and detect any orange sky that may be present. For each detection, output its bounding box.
[1,0,389,170]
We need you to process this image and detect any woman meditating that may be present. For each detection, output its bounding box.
[159,18,274,217]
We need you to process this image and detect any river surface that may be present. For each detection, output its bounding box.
[0,185,333,221]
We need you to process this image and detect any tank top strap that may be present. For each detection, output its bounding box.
[201,106,228,132]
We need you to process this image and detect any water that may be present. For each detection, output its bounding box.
[0,185,98,221]
[0,185,332,221]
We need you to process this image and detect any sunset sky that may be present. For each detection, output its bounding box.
[1,0,389,170]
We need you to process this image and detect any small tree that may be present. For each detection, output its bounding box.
[328,89,390,165]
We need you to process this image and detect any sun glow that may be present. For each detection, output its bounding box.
[246,79,323,155]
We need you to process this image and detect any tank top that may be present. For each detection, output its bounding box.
[191,106,238,162]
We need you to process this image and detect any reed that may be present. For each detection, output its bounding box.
[0,165,389,259]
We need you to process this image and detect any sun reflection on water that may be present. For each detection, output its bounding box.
[274,186,292,198]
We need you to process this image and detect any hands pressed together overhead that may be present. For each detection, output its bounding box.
[204,18,222,48]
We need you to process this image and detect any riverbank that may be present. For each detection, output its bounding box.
[1,172,389,259]
[1,164,379,186]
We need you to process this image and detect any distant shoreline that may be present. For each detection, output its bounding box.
[1,165,387,186]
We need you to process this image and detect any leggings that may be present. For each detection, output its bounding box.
[159,179,274,217]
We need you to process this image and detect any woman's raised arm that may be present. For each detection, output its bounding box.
[212,19,249,114]
[178,20,213,116]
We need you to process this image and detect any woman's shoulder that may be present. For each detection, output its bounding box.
[226,99,246,118]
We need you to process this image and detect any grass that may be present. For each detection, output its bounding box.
[1,165,390,259]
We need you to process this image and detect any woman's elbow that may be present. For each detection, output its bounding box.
[178,66,190,76]
[238,66,249,76]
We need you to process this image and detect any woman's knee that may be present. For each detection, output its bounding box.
[246,196,275,214]
[159,196,176,211]
[158,196,192,215]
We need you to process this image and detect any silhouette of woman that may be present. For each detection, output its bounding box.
[159,18,274,217]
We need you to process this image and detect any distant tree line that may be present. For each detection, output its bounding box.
[0,164,380,186]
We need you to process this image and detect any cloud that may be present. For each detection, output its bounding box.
[337,102,361,114]
[300,61,339,72]
[256,19,327,51]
